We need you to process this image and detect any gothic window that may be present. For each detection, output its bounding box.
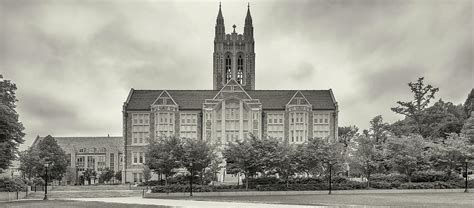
[225,55,232,82]
[313,113,330,139]
[180,113,198,139]
[289,112,308,144]
[155,112,174,138]
[237,55,243,84]
[267,113,284,141]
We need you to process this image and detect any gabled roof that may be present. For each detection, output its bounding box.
[126,89,336,111]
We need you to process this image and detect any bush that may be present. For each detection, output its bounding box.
[399,181,458,189]
[411,170,452,182]
[371,173,408,183]
[0,177,27,192]
[243,177,281,188]
[151,184,216,193]
[370,181,392,189]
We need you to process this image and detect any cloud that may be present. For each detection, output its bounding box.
[0,0,471,148]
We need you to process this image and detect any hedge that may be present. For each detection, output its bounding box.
[0,177,27,192]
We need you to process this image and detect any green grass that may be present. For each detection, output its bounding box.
[183,192,474,207]
[1,199,172,208]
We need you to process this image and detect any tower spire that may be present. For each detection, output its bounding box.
[215,2,225,41]
[245,2,252,25]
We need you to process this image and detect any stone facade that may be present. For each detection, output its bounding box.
[121,4,339,184]
[32,136,123,185]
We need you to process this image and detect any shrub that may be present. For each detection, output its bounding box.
[151,184,216,193]
[411,170,451,182]
[0,177,27,192]
[288,177,325,184]
[371,173,408,183]
[243,177,281,188]
[399,181,458,189]
[370,181,392,189]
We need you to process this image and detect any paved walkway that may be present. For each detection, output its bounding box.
[68,197,334,208]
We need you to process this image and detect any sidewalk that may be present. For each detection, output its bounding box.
[68,197,332,208]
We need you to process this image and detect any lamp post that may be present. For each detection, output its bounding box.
[43,162,50,200]
[328,163,332,195]
[464,159,469,193]
[189,161,194,197]
[75,165,79,186]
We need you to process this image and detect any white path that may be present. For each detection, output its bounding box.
[68,197,332,208]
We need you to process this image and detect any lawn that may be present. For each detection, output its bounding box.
[0,199,172,208]
[183,192,474,207]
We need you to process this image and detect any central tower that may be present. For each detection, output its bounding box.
[213,3,255,90]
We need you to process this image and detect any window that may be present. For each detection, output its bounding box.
[76,156,85,171]
[267,113,284,141]
[132,113,150,145]
[225,54,232,82]
[225,102,239,143]
[132,152,145,164]
[87,156,95,170]
[155,112,175,137]
[237,55,243,84]
[109,153,115,170]
[97,156,106,171]
[289,112,308,144]
[313,113,330,138]
[180,113,198,139]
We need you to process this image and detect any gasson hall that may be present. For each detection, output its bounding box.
[121,4,339,183]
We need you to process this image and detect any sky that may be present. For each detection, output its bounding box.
[0,0,472,149]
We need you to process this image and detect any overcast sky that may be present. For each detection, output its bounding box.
[1,0,472,149]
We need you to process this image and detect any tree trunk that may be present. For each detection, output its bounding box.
[367,167,371,189]
[164,174,168,186]
[245,173,249,190]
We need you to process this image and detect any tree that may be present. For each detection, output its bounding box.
[36,135,68,182]
[114,170,122,182]
[368,115,390,143]
[420,99,466,139]
[145,136,183,185]
[461,116,474,144]
[182,138,214,186]
[143,166,151,183]
[99,168,115,184]
[274,142,299,187]
[83,168,97,185]
[223,138,259,189]
[352,135,381,188]
[65,166,77,185]
[251,136,281,176]
[338,126,359,147]
[0,74,25,172]
[463,88,474,117]
[391,77,439,135]
[430,133,474,177]
[385,134,430,182]
[18,147,42,180]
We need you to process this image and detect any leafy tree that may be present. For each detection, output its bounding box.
[463,88,474,117]
[114,170,122,182]
[352,135,381,188]
[145,136,183,185]
[223,138,259,189]
[385,134,430,182]
[99,168,115,183]
[421,100,465,139]
[461,115,474,144]
[251,136,281,175]
[274,142,299,187]
[429,133,474,177]
[182,138,214,185]
[36,135,68,182]
[18,147,42,180]
[391,77,439,135]
[0,74,25,172]
[83,168,97,185]
[338,125,359,147]
[368,115,390,143]
[143,166,151,183]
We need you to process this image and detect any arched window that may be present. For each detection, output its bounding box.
[225,55,232,82]
[237,55,243,84]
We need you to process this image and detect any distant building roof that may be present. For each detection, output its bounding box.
[125,90,337,111]
[32,136,123,154]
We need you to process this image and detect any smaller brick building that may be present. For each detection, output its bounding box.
[32,135,123,185]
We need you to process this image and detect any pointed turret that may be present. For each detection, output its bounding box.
[244,3,254,42]
[215,2,225,41]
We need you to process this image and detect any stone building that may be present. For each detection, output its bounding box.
[32,136,123,185]
[122,4,338,183]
